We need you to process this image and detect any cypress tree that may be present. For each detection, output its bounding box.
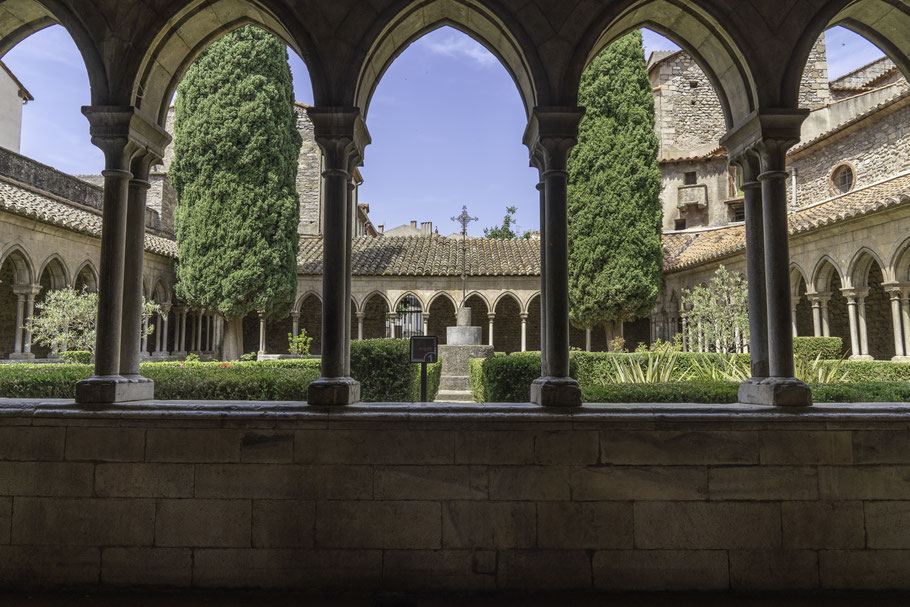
[171,26,302,360]
[567,30,663,342]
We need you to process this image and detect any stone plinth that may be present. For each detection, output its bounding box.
[436,344,493,402]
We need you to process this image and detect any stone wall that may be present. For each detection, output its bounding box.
[865,263,895,360]
[798,36,830,109]
[790,101,910,206]
[0,148,103,210]
[148,173,176,236]
[660,158,731,231]
[3,402,910,591]
[294,105,321,236]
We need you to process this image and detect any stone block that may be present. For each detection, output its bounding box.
[571,466,708,501]
[853,430,910,463]
[193,548,382,588]
[0,546,100,585]
[497,550,592,589]
[454,431,535,464]
[146,428,240,462]
[12,497,155,546]
[382,550,495,591]
[537,502,633,549]
[488,466,571,500]
[240,431,295,463]
[534,431,598,464]
[442,501,536,549]
[307,377,360,406]
[634,502,780,549]
[601,430,759,465]
[530,377,582,407]
[708,466,818,500]
[0,462,94,497]
[737,377,812,407]
[782,501,865,549]
[729,550,819,590]
[295,429,454,465]
[316,501,440,549]
[252,500,315,548]
[101,547,192,586]
[865,501,910,548]
[64,427,145,462]
[759,430,853,464]
[75,375,155,405]
[819,550,910,589]
[0,427,64,461]
[0,497,9,544]
[95,463,193,498]
[196,464,371,500]
[818,466,910,500]
[593,550,729,590]
[443,327,482,347]
[374,465,487,500]
[155,499,251,548]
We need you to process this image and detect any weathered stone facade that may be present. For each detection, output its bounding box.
[293,103,322,236]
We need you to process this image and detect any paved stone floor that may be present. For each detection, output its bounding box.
[3,593,910,606]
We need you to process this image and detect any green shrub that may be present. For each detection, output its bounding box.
[470,354,577,403]
[811,382,910,403]
[793,337,843,360]
[142,360,319,400]
[0,363,93,398]
[409,361,442,402]
[835,360,910,382]
[571,351,750,385]
[351,338,440,402]
[582,381,740,403]
[59,351,92,364]
[469,358,486,403]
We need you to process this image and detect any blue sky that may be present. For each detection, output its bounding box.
[4,25,886,236]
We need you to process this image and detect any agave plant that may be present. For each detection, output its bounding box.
[689,353,750,382]
[602,350,690,384]
[795,353,848,384]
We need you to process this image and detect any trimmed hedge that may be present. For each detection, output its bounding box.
[0,339,441,402]
[793,337,843,360]
[59,351,92,364]
[582,382,740,403]
[470,354,577,403]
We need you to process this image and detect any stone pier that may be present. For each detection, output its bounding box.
[436,307,493,402]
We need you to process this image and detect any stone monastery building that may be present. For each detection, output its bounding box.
[0,34,908,361]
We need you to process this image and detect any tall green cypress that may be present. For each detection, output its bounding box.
[171,26,302,359]
[567,30,663,341]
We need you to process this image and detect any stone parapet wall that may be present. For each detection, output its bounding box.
[0,147,103,210]
[2,401,910,592]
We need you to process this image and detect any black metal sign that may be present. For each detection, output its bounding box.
[410,335,438,363]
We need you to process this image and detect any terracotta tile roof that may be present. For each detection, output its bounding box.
[0,179,178,258]
[663,172,910,273]
[660,146,727,164]
[298,235,541,276]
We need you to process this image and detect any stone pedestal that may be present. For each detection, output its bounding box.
[436,306,493,402]
[738,377,812,407]
[75,375,155,405]
[308,377,360,406]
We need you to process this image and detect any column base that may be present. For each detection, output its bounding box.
[849,354,874,361]
[75,375,155,405]
[307,377,360,406]
[8,352,35,360]
[530,376,582,407]
[892,356,910,363]
[738,377,812,407]
[171,351,186,358]
[139,351,150,358]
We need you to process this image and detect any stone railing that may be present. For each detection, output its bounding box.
[1,401,909,592]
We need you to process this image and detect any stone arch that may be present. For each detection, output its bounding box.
[492,292,523,353]
[357,290,392,314]
[525,293,541,352]
[73,261,98,292]
[464,293,490,345]
[36,254,69,292]
[427,292,457,345]
[296,292,322,355]
[889,236,910,283]
[294,290,322,314]
[790,265,812,338]
[850,251,894,360]
[848,247,887,289]
[812,256,845,293]
[570,0,757,128]
[130,0,324,125]
[392,291,427,314]
[827,0,910,87]
[151,279,170,303]
[0,244,34,285]
[521,291,541,316]
[0,1,109,105]
[354,0,544,119]
[360,292,390,340]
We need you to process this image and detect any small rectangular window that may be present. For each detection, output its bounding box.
[689,81,699,89]
[731,204,745,223]
[674,218,687,230]
[684,171,697,186]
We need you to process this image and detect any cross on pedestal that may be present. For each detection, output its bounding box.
[451,205,478,308]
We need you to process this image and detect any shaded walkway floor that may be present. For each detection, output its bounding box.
[3,593,910,606]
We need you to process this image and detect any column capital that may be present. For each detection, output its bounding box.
[290,311,300,320]
[884,282,909,296]
[82,105,170,170]
[354,311,364,320]
[720,108,808,173]
[487,313,496,321]
[520,313,529,321]
[523,106,585,174]
[159,302,172,314]
[12,284,42,297]
[307,107,371,171]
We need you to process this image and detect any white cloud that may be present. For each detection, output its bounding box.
[416,31,498,68]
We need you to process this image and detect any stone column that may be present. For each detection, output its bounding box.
[306,107,368,405]
[356,312,364,341]
[345,179,355,376]
[422,314,429,337]
[680,314,688,352]
[11,285,41,359]
[819,294,832,337]
[207,313,214,352]
[885,285,905,359]
[76,107,168,404]
[291,312,300,338]
[809,294,822,337]
[843,289,862,359]
[902,288,910,360]
[153,312,162,355]
[160,303,171,357]
[585,327,592,352]
[737,151,770,381]
[536,180,547,376]
[857,288,870,357]
[179,308,188,355]
[387,312,397,339]
[258,311,267,356]
[791,296,800,337]
[195,310,203,352]
[487,313,495,347]
[525,108,584,406]
[520,313,528,352]
[120,154,153,379]
[11,291,25,355]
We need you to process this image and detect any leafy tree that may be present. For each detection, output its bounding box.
[484,205,531,239]
[567,30,663,341]
[27,288,159,355]
[681,265,749,353]
[171,26,302,360]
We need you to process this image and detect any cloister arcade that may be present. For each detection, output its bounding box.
[1,0,909,407]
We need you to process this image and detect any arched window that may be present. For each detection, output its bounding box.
[831,164,854,195]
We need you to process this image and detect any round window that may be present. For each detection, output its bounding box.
[832,165,854,194]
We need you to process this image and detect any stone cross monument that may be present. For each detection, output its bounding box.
[450,205,477,307]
